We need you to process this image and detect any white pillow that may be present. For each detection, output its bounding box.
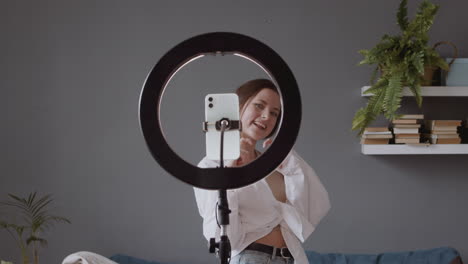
[62,251,118,264]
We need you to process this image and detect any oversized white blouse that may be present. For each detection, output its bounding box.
[193,149,331,264]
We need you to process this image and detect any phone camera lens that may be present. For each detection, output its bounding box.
[209,103,213,108]
[208,97,213,102]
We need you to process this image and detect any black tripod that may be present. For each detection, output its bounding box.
[203,118,241,264]
[208,189,231,264]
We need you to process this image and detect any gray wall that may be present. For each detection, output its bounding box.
[1,1,468,264]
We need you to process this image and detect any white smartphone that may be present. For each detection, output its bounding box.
[205,93,240,161]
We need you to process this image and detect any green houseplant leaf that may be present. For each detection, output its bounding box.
[353,0,446,134]
[397,0,409,31]
[0,192,71,264]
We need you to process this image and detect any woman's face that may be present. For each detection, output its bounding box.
[240,88,281,141]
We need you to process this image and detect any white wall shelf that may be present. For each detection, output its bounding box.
[361,144,468,155]
[359,85,467,155]
[361,86,468,97]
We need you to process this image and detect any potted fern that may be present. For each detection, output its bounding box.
[0,192,71,264]
[352,0,449,135]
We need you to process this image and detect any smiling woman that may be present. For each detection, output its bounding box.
[237,79,281,143]
[194,78,331,264]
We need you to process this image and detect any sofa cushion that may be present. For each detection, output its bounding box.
[109,254,163,264]
[305,247,460,264]
[110,247,461,264]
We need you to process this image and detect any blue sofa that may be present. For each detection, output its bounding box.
[110,246,463,264]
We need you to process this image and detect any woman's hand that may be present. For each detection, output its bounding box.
[226,137,256,167]
[238,137,256,166]
[262,138,273,149]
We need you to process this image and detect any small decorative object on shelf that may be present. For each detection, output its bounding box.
[424,41,458,86]
[352,0,450,134]
[444,58,468,86]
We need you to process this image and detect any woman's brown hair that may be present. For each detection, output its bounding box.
[235,79,281,139]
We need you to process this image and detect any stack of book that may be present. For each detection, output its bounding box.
[423,120,462,144]
[361,127,392,144]
[392,114,424,144]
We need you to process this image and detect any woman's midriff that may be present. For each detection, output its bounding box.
[255,225,287,248]
[254,169,288,248]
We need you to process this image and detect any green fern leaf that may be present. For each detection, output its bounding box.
[363,78,388,95]
[367,87,386,117]
[352,108,368,132]
[406,0,438,39]
[412,51,425,74]
[370,66,379,84]
[397,0,409,31]
[409,82,423,107]
[383,71,404,120]
[352,88,386,135]
[432,56,449,70]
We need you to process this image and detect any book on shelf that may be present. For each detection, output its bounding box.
[438,138,462,144]
[363,131,392,135]
[395,134,420,139]
[400,114,424,119]
[393,124,421,128]
[392,119,419,124]
[429,126,458,132]
[360,138,390,144]
[424,120,462,130]
[364,127,390,132]
[361,127,391,144]
[428,137,462,144]
[361,134,393,139]
[428,130,459,135]
[422,133,460,139]
[393,128,419,134]
[395,138,420,144]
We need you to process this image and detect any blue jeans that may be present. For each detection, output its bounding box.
[230,250,294,264]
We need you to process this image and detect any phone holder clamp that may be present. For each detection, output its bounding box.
[202,118,242,132]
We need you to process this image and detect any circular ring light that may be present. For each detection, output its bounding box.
[139,32,301,190]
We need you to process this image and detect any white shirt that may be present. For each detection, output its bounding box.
[193,149,331,264]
